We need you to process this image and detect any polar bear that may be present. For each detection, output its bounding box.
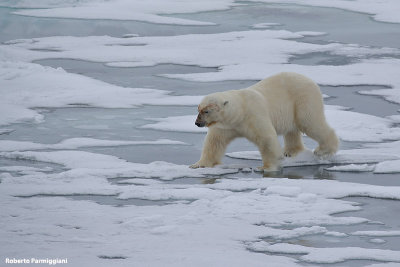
[190,72,339,171]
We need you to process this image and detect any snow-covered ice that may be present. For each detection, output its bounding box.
[4,0,236,25]
[0,61,202,126]
[0,138,186,152]
[252,22,282,29]
[250,0,400,24]
[325,164,376,172]
[247,241,400,264]
[352,231,400,237]
[2,1,400,266]
[141,116,206,133]
[4,0,400,24]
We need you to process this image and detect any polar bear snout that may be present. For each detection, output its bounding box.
[195,114,206,127]
[195,121,205,127]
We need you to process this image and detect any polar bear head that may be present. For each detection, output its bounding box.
[195,95,229,128]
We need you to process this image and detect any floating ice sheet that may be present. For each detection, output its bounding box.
[352,231,400,237]
[0,61,202,126]
[325,164,375,172]
[140,115,206,133]
[250,0,400,24]
[226,149,399,168]
[5,0,400,24]
[248,241,400,264]
[0,150,239,182]
[4,30,397,67]
[0,138,187,152]
[6,0,237,25]
[2,147,400,265]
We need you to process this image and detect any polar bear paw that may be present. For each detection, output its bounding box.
[189,160,217,169]
[313,146,335,159]
[257,165,281,173]
[189,162,202,169]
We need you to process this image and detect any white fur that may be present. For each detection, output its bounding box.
[190,72,339,171]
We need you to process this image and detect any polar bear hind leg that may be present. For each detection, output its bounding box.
[283,129,305,157]
[298,114,339,157]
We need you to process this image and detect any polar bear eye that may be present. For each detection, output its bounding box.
[203,110,209,114]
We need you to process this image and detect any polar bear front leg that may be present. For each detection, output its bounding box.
[190,127,237,168]
[257,136,283,172]
[245,121,283,172]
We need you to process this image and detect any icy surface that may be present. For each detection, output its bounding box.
[0,138,186,152]
[5,0,236,25]
[248,241,400,264]
[2,1,400,266]
[251,0,400,24]
[352,231,400,237]
[227,149,399,169]
[0,61,202,126]
[141,116,206,133]
[325,164,375,172]
[374,160,400,174]
[4,0,400,24]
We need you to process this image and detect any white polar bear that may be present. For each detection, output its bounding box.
[190,72,339,171]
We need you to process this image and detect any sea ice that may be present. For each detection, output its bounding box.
[1,2,400,265]
[251,0,400,24]
[140,116,206,133]
[248,241,400,264]
[252,22,282,29]
[5,0,400,24]
[0,61,202,126]
[0,150,239,182]
[325,164,375,172]
[227,149,398,168]
[6,0,237,25]
[0,138,186,152]
[351,231,400,237]
[2,148,400,266]
[374,160,400,174]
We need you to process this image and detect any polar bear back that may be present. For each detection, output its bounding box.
[248,72,325,135]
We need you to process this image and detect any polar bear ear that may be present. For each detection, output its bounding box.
[223,101,229,106]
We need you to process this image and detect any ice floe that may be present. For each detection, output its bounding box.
[140,116,206,133]
[252,22,282,29]
[252,0,400,24]
[5,0,400,25]
[247,241,400,264]
[2,148,400,265]
[5,0,237,25]
[1,2,400,265]
[351,231,400,237]
[3,30,397,68]
[325,164,375,172]
[2,29,400,128]
[0,150,239,182]
[374,160,400,174]
[351,141,400,173]
[227,149,399,169]
[0,138,186,152]
[0,61,202,126]
[210,177,400,200]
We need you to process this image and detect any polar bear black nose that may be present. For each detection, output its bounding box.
[195,122,205,127]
